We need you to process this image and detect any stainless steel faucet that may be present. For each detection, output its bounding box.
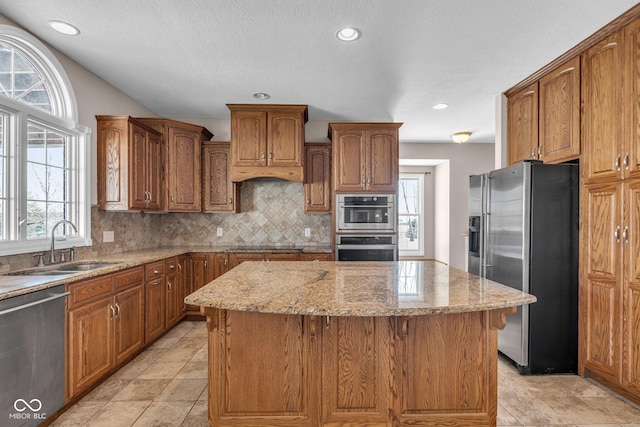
[50,220,78,264]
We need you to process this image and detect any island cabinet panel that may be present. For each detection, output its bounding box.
[321,316,391,425]
[398,312,490,425]
[208,309,316,425]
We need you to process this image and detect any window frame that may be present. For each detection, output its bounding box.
[0,25,91,256]
[398,173,425,257]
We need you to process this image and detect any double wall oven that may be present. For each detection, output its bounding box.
[335,194,398,261]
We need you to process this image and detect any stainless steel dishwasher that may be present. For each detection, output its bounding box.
[0,285,68,426]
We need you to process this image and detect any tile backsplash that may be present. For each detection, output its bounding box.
[0,180,331,271]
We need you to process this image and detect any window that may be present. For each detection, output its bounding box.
[0,25,90,256]
[398,174,424,256]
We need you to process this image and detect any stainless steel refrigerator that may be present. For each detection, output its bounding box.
[468,161,578,374]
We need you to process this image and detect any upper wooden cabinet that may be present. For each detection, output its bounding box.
[507,82,539,165]
[138,118,213,212]
[228,104,308,182]
[97,116,162,211]
[329,122,402,193]
[202,142,240,213]
[304,143,331,212]
[539,56,581,163]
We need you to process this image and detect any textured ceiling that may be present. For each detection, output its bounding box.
[0,0,636,143]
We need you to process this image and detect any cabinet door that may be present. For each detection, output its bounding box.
[624,179,640,391]
[210,311,312,423]
[145,276,166,343]
[67,296,113,399]
[507,82,539,165]
[583,30,625,183]
[213,253,230,277]
[166,259,179,328]
[581,183,623,382]
[114,285,144,366]
[231,110,267,166]
[321,316,391,425]
[97,118,128,210]
[539,56,581,163]
[176,256,188,317]
[203,143,240,212]
[229,253,265,268]
[268,110,304,167]
[146,129,162,210]
[625,19,640,179]
[167,126,201,211]
[304,144,331,212]
[129,123,149,210]
[366,128,398,191]
[333,129,366,192]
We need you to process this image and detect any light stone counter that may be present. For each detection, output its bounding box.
[185,260,536,316]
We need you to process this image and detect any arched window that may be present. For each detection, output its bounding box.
[0,25,90,256]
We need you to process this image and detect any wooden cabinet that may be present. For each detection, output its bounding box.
[539,56,581,163]
[202,142,240,212]
[321,316,391,424]
[187,253,230,316]
[228,252,299,268]
[329,122,401,193]
[304,143,331,212]
[299,252,333,261]
[66,267,144,399]
[507,82,539,165]
[138,118,213,212]
[228,104,308,182]
[165,256,188,329]
[145,260,166,343]
[97,115,162,211]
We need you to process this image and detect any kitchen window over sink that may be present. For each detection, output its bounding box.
[0,25,91,256]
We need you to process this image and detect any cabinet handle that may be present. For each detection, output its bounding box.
[268,152,273,162]
[325,316,330,329]
[229,197,233,205]
[261,152,266,161]
[204,260,208,270]
[615,226,621,243]
[171,195,174,203]
[531,148,536,159]
[615,154,622,171]
[224,259,228,267]
[167,280,172,291]
[537,146,541,158]
[306,198,310,206]
[115,303,120,318]
[178,263,182,272]
[110,305,115,320]
[153,280,160,286]
[169,264,175,270]
[361,178,365,188]
[367,177,371,185]
[623,226,629,243]
[153,269,160,274]
[624,152,630,170]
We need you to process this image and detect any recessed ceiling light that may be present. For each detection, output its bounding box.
[48,20,80,36]
[337,27,360,42]
[252,92,270,100]
[432,103,449,110]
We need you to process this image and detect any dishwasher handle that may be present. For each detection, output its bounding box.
[0,291,70,316]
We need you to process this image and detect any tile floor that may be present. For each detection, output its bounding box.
[52,320,640,427]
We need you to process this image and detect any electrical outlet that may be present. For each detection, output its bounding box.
[304,228,311,237]
[103,230,114,243]
[217,227,223,237]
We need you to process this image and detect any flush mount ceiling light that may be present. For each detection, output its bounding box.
[48,20,80,36]
[432,103,449,110]
[336,27,360,41]
[451,131,471,144]
[252,92,270,100]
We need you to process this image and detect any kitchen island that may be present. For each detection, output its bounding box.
[185,260,536,427]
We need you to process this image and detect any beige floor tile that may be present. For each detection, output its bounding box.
[175,361,208,379]
[155,378,207,402]
[535,395,616,425]
[84,377,132,401]
[180,401,208,427]
[82,400,152,427]
[50,401,107,426]
[183,326,208,338]
[496,402,520,426]
[189,348,208,362]
[154,347,201,363]
[499,390,554,425]
[131,401,194,427]
[110,359,155,380]
[197,384,208,401]
[175,336,207,349]
[137,361,188,379]
[581,396,640,424]
[111,379,171,401]
[150,336,180,349]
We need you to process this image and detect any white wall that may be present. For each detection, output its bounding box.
[434,161,450,264]
[399,143,495,270]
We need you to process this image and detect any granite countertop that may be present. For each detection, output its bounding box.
[184,260,537,316]
[0,245,332,300]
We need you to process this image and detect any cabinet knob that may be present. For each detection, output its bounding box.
[204,260,208,270]
[531,148,536,159]
[306,198,310,206]
[268,152,273,162]
[178,263,182,272]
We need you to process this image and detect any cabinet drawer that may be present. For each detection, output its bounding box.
[165,257,178,274]
[67,275,113,309]
[145,260,165,280]
[112,266,144,292]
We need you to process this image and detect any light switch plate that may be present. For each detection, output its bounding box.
[217,227,223,237]
[304,228,311,237]
[103,230,114,243]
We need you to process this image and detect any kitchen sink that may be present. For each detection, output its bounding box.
[4,261,121,276]
[56,262,120,272]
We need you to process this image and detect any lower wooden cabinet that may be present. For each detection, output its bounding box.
[299,252,333,261]
[165,256,187,329]
[145,260,166,343]
[187,253,230,316]
[66,267,145,400]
